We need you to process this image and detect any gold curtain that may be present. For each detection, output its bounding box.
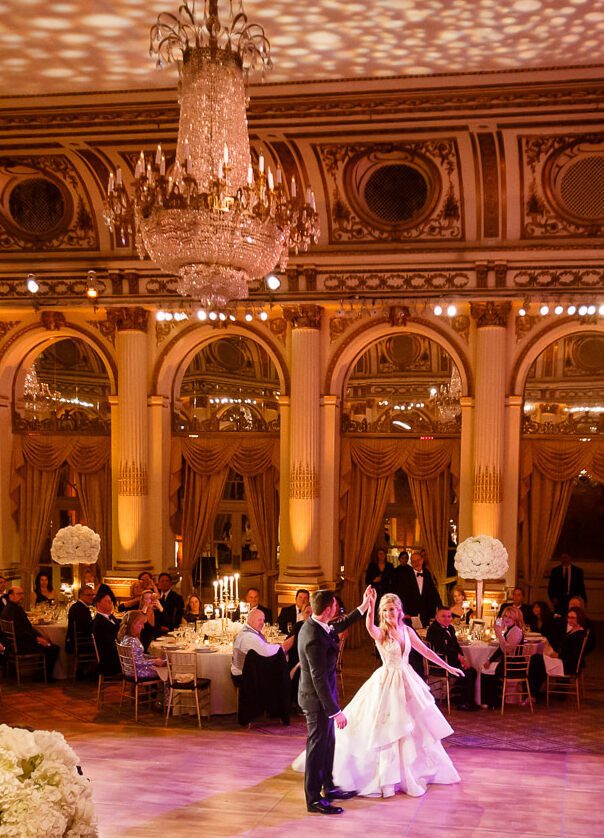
[170,436,280,598]
[10,436,111,600]
[519,439,604,595]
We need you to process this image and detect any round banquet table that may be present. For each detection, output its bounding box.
[148,639,237,716]
[459,637,545,704]
[35,621,69,679]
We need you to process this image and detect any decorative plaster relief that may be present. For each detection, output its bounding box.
[513,268,604,288]
[0,320,20,340]
[290,463,319,500]
[322,270,471,292]
[473,464,502,504]
[470,301,511,328]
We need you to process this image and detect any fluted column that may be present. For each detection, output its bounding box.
[113,307,150,571]
[470,302,510,538]
[500,395,523,586]
[282,306,322,583]
[319,394,341,586]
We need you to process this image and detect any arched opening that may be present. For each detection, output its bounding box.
[339,331,462,626]
[170,334,281,610]
[10,336,112,602]
[519,331,604,614]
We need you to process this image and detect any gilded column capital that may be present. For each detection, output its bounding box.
[108,306,149,332]
[283,305,323,329]
[470,301,511,328]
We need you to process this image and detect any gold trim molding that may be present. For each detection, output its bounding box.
[290,463,319,500]
[473,465,503,504]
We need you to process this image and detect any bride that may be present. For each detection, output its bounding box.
[293,589,464,798]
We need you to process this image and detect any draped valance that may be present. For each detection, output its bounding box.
[520,438,604,484]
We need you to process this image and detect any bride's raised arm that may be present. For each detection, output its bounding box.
[365,588,381,642]
[408,626,465,678]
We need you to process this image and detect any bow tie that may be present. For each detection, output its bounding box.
[415,571,424,577]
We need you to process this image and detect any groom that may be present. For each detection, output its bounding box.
[298,586,372,814]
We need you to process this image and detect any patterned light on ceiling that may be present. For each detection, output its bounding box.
[104,0,319,307]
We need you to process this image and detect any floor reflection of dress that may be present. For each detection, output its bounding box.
[293,624,460,798]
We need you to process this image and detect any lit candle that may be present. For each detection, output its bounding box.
[258,153,264,173]
[155,144,162,165]
[116,167,122,186]
[291,176,296,198]
[267,169,274,190]
[107,173,114,194]
[306,186,312,203]
[160,155,166,176]
[247,164,253,186]
[311,191,316,211]
[234,573,239,600]
[219,579,223,602]
[134,158,142,178]
[276,167,283,185]
[229,576,234,599]
[184,139,190,159]
[167,176,173,195]
[223,143,229,165]
[147,164,153,183]
[213,580,218,601]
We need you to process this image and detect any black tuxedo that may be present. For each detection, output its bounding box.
[298,608,363,805]
[426,619,477,706]
[278,603,303,635]
[395,564,442,627]
[65,600,93,654]
[157,589,185,632]
[92,613,120,675]
[0,593,8,614]
[1,600,60,675]
[548,564,586,612]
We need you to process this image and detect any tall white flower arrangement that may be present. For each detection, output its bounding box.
[50,525,100,566]
[0,725,97,837]
[454,535,509,618]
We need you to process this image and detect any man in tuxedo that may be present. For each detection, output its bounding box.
[156,572,184,633]
[0,575,8,614]
[396,551,442,628]
[278,588,310,634]
[65,586,95,654]
[548,553,587,615]
[298,586,372,815]
[245,587,272,624]
[2,586,60,677]
[92,592,121,675]
[426,607,478,710]
[497,587,536,630]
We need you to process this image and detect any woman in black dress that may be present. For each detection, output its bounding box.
[182,594,202,624]
[34,571,55,604]
[528,606,587,701]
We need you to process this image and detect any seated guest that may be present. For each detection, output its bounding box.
[0,575,9,613]
[231,608,283,687]
[365,548,396,605]
[426,607,478,710]
[117,579,143,613]
[528,606,587,701]
[531,601,553,640]
[548,553,586,615]
[138,571,158,593]
[450,586,473,624]
[481,606,524,709]
[568,596,595,655]
[139,589,163,651]
[245,587,272,624]
[92,592,121,676]
[96,582,117,607]
[182,594,202,624]
[497,587,536,630]
[117,610,166,679]
[65,586,95,654]
[278,589,310,634]
[34,571,54,605]
[156,572,184,633]
[81,568,99,592]
[2,586,60,677]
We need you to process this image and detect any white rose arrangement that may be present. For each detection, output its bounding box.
[0,725,97,837]
[51,525,100,566]
[454,535,509,580]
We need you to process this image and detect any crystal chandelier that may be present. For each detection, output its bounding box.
[22,363,61,414]
[429,365,462,424]
[104,0,319,308]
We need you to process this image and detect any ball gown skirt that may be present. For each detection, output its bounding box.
[293,626,460,798]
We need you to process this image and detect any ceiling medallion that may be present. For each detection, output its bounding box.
[104,0,319,308]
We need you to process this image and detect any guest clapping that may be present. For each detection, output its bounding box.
[481,606,524,709]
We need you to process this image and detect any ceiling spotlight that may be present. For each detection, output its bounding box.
[228,313,236,321]
[518,307,527,317]
[208,311,218,321]
[567,304,577,315]
[156,310,166,321]
[266,273,281,291]
[599,304,604,316]
[218,311,227,321]
[244,311,253,322]
[539,304,549,316]
[446,304,457,317]
[554,304,564,315]
[259,310,268,321]
[433,304,443,316]
[578,305,588,316]
[197,309,207,321]
[86,269,99,299]
[164,311,173,321]
[587,305,596,315]
[26,273,39,294]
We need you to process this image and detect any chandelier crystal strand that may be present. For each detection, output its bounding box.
[104,0,319,306]
[430,364,462,423]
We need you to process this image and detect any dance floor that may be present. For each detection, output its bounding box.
[1,639,603,838]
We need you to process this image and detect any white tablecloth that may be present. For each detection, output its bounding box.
[36,621,68,679]
[459,637,545,704]
[148,640,237,715]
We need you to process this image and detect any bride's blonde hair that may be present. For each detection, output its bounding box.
[378,593,405,646]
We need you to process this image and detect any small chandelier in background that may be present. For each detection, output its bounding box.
[430,365,462,424]
[104,0,319,308]
[22,363,61,415]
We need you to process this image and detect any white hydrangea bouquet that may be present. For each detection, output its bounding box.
[51,525,100,566]
[454,535,509,618]
[0,725,98,837]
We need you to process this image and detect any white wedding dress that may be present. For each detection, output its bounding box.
[293,625,460,798]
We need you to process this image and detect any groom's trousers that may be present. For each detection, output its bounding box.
[304,708,335,805]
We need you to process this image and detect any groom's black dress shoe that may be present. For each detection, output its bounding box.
[324,786,358,800]
[307,799,343,815]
